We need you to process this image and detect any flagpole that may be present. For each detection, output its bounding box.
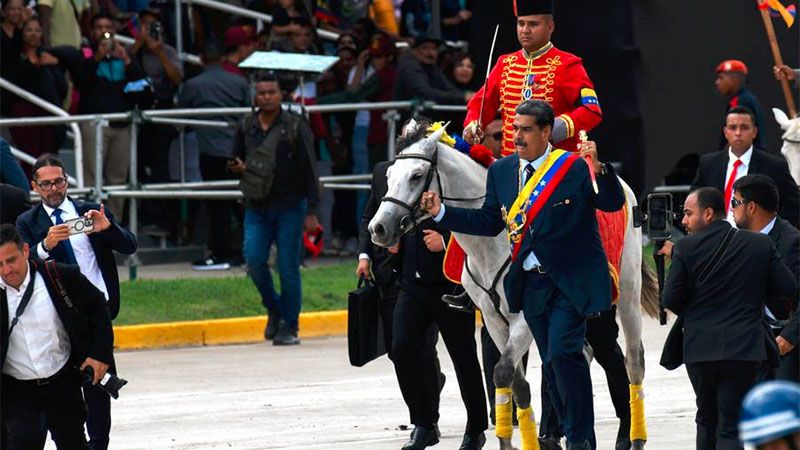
[757,0,797,118]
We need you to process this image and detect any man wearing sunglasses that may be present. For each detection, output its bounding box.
[15,153,137,450]
[732,174,800,383]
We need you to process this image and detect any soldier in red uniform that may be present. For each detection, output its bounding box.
[463,0,602,156]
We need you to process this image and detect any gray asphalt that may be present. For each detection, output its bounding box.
[46,315,699,449]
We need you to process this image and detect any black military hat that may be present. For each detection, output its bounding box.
[513,0,554,16]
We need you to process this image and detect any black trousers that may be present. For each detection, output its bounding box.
[686,360,759,450]
[757,328,799,383]
[378,283,442,425]
[540,305,630,436]
[1,368,88,450]
[393,283,488,436]
[200,154,243,260]
[83,359,115,450]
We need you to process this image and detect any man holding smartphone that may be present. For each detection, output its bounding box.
[15,154,137,450]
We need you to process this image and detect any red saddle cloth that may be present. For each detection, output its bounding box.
[442,206,627,303]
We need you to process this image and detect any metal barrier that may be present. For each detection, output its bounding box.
[3,100,467,278]
[0,77,85,187]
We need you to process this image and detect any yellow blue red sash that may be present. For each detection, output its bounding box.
[503,149,578,259]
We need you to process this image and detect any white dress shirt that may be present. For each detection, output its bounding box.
[434,147,551,271]
[39,199,109,300]
[725,146,753,226]
[2,263,71,380]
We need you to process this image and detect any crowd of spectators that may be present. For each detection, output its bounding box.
[0,0,477,263]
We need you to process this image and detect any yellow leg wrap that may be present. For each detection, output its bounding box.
[495,387,513,439]
[629,384,648,441]
[517,406,540,450]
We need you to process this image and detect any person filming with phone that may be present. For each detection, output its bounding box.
[15,153,137,450]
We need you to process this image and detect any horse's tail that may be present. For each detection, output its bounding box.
[640,256,660,319]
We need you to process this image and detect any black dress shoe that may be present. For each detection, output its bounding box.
[441,290,474,312]
[273,321,300,346]
[539,434,564,450]
[615,419,631,450]
[401,425,440,450]
[264,313,278,340]
[566,439,592,450]
[458,432,486,450]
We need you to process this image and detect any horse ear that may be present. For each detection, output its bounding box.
[401,119,418,138]
[773,108,791,130]
[425,126,447,151]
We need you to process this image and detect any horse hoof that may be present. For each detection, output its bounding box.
[631,439,646,450]
[498,437,518,450]
[615,438,631,450]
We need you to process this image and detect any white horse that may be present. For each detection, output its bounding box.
[772,108,800,185]
[368,122,659,450]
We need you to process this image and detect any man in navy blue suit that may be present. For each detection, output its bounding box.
[422,100,625,450]
[16,154,137,450]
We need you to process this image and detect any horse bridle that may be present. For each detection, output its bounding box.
[380,146,486,235]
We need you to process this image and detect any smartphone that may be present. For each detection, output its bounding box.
[64,217,95,235]
[646,193,673,241]
[149,21,162,41]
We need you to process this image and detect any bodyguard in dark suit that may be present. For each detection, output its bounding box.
[15,154,136,450]
[1,183,31,225]
[692,106,799,227]
[356,161,444,448]
[424,100,625,450]
[1,224,114,450]
[732,174,800,382]
[661,187,796,450]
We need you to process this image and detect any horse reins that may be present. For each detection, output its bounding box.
[381,146,486,235]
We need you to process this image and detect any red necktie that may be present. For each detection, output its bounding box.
[724,159,743,213]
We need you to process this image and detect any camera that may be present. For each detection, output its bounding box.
[65,216,94,235]
[645,192,674,241]
[149,21,162,41]
[101,31,115,55]
[83,367,128,399]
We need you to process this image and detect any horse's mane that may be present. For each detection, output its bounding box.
[396,116,434,154]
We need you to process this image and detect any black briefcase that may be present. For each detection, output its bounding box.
[348,276,387,367]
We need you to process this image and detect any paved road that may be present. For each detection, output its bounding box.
[48,316,698,450]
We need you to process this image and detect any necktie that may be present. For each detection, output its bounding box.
[53,208,78,265]
[724,159,743,213]
[522,163,534,188]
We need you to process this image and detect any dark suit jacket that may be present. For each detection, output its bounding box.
[1,259,114,370]
[691,149,800,226]
[16,197,137,319]
[769,217,800,345]
[358,161,400,290]
[438,152,625,315]
[1,183,31,225]
[662,220,797,364]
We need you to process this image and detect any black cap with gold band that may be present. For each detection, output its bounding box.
[513,0,553,16]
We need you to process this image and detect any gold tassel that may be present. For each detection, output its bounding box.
[629,384,648,441]
[495,387,514,439]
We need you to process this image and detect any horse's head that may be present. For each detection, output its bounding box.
[368,120,448,248]
[773,108,800,185]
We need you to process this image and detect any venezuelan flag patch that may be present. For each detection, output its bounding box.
[580,88,602,113]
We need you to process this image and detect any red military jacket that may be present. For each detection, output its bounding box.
[464,42,602,155]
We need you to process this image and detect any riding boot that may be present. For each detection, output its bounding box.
[441,290,474,312]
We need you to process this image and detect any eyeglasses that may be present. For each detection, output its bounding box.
[730,197,749,209]
[36,177,67,191]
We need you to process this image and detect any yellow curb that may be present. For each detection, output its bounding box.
[114,310,348,350]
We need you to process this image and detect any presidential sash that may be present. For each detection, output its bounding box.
[502,149,578,260]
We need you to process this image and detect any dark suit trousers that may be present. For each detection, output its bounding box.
[777,347,799,382]
[540,306,631,436]
[379,283,442,425]
[393,283,488,435]
[83,358,115,450]
[686,360,759,450]
[521,272,596,447]
[1,368,89,450]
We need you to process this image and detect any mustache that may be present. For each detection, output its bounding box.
[514,140,526,147]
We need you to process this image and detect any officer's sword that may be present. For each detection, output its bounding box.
[473,25,500,142]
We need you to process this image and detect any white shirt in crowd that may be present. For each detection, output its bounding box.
[1,263,71,380]
[725,146,753,226]
[38,199,109,301]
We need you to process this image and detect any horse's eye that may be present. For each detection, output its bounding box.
[411,172,423,181]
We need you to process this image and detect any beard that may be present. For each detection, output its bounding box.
[42,191,65,209]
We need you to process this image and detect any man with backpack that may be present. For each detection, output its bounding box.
[229,71,319,346]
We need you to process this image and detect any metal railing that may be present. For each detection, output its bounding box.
[3,100,468,278]
[0,78,85,187]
